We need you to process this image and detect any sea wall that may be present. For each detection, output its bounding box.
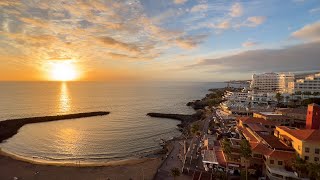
[0,111,109,143]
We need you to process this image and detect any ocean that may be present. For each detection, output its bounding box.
[0,81,228,164]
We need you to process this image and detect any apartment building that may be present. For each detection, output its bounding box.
[250,72,295,93]
[292,73,320,94]
[251,73,280,93]
[275,126,320,163]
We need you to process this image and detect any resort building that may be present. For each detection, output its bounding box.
[251,73,280,93]
[250,72,320,95]
[278,73,295,94]
[223,91,249,102]
[291,72,320,94]
[250,72,295,93]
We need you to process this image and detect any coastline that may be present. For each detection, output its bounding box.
[0,148,155,167]
[0,148,162,180]
[0,86,218,179]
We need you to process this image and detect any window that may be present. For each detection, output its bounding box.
[270,160,274,164]
[305,156,309,161]
[315,148,320,154]
[278,161,283,165]
[305,147,310,153]
[315,157,319,162]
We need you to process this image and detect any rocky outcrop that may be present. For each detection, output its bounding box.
[0,111,110,143]
[186,100,208,110]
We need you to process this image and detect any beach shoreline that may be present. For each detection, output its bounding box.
[0,147,156,167]
[0,149,162,180]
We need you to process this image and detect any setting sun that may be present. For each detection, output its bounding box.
[50,61,78,81]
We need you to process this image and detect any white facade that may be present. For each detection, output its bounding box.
[278,73,295,94]
[291,73,320,94]
[251,73,280,93]
[223,91,249,102]
[251,72,295,94]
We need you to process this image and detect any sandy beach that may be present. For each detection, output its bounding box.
[0,152,162,180]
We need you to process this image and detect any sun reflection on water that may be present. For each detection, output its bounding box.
[59,82,71,113]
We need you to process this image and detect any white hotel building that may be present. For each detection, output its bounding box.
[291,73,320,94]
[250,72,294,93]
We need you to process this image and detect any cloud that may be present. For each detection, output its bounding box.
[0,0,21,6]
[173,0,187,4]
[309,7,320,13]
[246,16,266,26]
[216,20,230,29]
[97,36,141,55]
[186,41,320,73]
[292,21,320,42]
[174,34,208,49]
[20,17,49,28]
[229,3,243,17]
[242,41,258,47]
[191,4,208,13]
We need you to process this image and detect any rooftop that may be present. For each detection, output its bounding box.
[277,126,320,142]
[237,126,259,143]
[258,133,294,151]
[202,150,218,164]
[238,117,279,126]
[266,150,295,161]
[276,108,307,115]
[257,112,282,116]
[247,123,271,132]
[250,142,272,155]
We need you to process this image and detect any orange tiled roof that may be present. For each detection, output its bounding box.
[250,142,272,155]
[238,126,259,143]
[238,117,279,126]
[277,126,320,142]
[215,149,226,167]
[276,108,307,115]
[258,133,294,151]
[266,150,295,161]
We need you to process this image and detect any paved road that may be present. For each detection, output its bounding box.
[154,110,216,180]
[154,140,191,180]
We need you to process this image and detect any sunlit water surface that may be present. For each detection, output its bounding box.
[0,82,227,164]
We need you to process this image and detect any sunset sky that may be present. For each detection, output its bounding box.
[0,0,320,81]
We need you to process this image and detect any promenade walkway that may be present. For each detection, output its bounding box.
[154,140,191,180]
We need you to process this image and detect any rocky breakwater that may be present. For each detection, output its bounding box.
[147,110,204,129]
[0,111,110,143]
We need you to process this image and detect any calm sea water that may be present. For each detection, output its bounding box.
[0,81,227,164]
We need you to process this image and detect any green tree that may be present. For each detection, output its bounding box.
[222,138,232,160]
[285,96,290,103]
[292,156,307,177]
[170,167,181,180]
[275,92,284,105]
[308,163,320,180]
[295,91,302,95]
[240,139,252,180]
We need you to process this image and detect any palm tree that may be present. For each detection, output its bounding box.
[240,139,252,180]
[170,167,181,180]
[275,92,283,106]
